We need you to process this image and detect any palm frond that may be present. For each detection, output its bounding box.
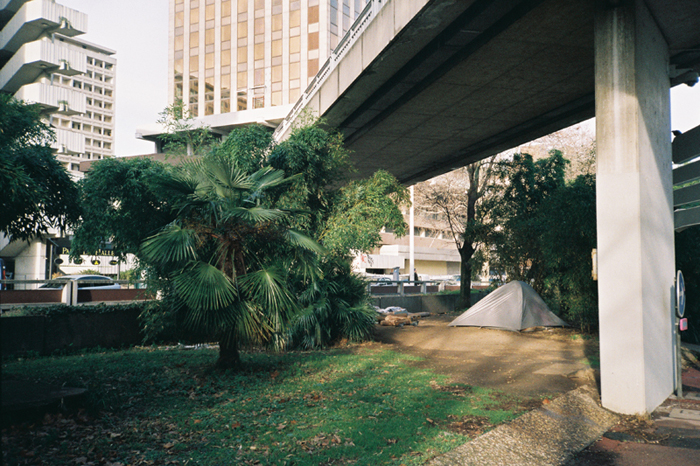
[285,230,326,254]
[232,300,271,345]
[249,166,289,190]
[172,261,238,313]
[221,206,289,223]
[141,223,198,265]
[238,268,297,318]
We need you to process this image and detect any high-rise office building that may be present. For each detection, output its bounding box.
[167,0,369,128]
[0,0,116,180]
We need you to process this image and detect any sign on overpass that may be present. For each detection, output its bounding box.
[674,125,700,231]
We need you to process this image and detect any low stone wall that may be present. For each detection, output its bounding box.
[371,291,489,314]
[1,309,142,357]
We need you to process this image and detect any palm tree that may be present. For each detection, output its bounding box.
[141,152,322,369]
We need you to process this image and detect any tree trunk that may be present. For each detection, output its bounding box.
[456,165,480,311]
[457,244,475,311]
[217,333,241,370]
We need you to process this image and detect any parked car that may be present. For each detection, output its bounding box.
[39,275,121,290]
[371,277,394,287]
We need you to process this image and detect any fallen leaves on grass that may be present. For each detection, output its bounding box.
[445,414,493,438]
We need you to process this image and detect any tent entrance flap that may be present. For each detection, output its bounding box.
[448,281,568,331]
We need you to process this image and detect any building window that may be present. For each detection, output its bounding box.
[308,59,319,77]
[204,77,214,115]
[190,74,199,116]
[190,31,199,48]
[237,90,247,110]
[221,73,231,114]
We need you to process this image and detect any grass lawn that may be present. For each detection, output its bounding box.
[2,346,535,465]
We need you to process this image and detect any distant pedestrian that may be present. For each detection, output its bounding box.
[413,268,419,282]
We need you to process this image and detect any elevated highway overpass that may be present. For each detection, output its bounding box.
[273,0,700,415]
[274,0,699,184]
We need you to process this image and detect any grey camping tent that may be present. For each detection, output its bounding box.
[448,281,568,331]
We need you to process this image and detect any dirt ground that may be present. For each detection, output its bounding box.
[370,314,599,397]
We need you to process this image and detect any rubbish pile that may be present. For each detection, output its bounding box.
[374,306,430,327]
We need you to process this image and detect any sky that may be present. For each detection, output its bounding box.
[61,1,700,157]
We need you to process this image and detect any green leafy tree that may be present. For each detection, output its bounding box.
[156,99,216,157]
[481,151,568,292]
[415,159,497,310]
[320,170,409,256]
[141,152,323,368]
[73,117,408,353]
[479,150,599,330]
[268,123,409,254]
[71,157,174,258]
[538,174,598,330]
[0,95,79,241]
[267,123,409,348]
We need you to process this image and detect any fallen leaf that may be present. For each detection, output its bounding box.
[193,419,202,424]
[163,442,175,449]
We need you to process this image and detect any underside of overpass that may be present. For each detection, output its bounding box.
[274,0,700,416]
[277,0,700,184]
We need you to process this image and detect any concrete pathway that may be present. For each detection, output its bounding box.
[427,386,618,466]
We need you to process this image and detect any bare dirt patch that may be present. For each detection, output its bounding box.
[370,314,599,397]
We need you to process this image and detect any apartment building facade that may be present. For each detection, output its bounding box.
[0,0,116,180]
[0,0,120,283]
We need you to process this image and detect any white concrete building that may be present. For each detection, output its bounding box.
[0,0,116,180]
[352,213,462,279]
[0,0,118,283]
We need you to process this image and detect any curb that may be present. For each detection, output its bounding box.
[427,386,618,466]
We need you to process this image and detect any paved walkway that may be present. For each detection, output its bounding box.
[428,385,618,466]
[423,368,700,466]
[565,366,700,466]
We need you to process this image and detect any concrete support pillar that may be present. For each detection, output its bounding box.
[594,0,675,414]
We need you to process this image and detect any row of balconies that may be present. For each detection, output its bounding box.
[52,133,114,159]
[14,79,85,114]
[0,1,115,164]
[53,126,85,155]
[0,36,86,92]
[0,0,86,54]
[53,79,114,101]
